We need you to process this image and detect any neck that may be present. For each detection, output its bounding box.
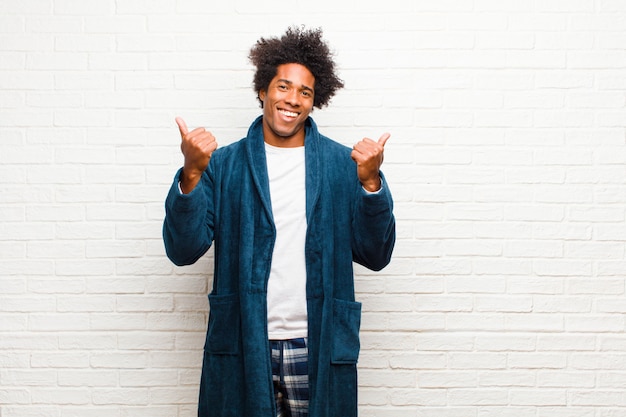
[262,123,306,148]
[263,132,305,148]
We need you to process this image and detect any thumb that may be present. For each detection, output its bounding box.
[175,117,188,136]
[378,132,391,147]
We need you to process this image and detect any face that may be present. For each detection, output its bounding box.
[258,63,315,147]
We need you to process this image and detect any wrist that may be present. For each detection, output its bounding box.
[361,177,382,193]
[180,168,202,194]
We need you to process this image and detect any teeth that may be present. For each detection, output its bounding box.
[279,109,298,117]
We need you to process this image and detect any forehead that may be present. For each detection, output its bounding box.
[273,63,315,87]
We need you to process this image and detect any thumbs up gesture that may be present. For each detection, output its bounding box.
[351,133,390,192]
[176,117,218,194]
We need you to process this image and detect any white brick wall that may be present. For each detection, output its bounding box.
[2,1,626,416]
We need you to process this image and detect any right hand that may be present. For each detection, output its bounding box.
[176,117,218,193]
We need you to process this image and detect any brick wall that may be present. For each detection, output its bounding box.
[2,1,626,416]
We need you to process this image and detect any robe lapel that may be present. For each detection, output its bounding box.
[245,116,321,224]
[244,116,274,224]
[304,117,321,221]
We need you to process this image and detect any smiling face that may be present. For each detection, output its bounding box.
[258,63,315,147]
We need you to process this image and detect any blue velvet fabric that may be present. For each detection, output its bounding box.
[163,116,395,417]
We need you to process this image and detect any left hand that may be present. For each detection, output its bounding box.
[351,132,390,192]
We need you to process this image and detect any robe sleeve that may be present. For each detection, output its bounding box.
[351,172,396,271]
[162,167,215,266]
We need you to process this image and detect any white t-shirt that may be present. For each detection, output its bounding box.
[265,143,308,340]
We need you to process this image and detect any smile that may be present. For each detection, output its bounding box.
[278,109,299,118]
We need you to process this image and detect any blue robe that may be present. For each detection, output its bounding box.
[163,116,396,417]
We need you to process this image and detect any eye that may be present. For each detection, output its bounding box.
[278,84,289,91]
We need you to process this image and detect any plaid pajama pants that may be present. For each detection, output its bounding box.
[270,338,309,417]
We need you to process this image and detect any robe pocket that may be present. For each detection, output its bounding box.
[205,293,240,355]
[331,298,362,364]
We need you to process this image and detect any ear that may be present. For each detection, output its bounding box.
[259,89,266,102]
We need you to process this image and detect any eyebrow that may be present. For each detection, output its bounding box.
[277,79,314,93]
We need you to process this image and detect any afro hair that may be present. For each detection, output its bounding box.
[249,25,344,109]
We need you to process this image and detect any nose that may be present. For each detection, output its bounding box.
[284,89,300,106]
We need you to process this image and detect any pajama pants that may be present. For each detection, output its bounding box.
[270,338,309,417]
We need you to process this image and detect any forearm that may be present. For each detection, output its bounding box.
[163,169,214,266]
[351,176,396,271]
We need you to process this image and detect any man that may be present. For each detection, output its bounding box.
[163,26,396,417]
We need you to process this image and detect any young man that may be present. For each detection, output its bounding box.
[163,26,396,417]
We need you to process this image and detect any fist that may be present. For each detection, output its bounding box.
[351,132,390,192]
[176,117,218,193]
